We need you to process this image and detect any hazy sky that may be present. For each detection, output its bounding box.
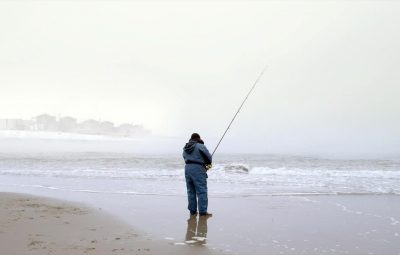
[0,1,399,157]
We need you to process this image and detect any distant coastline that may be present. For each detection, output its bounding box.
[0,114,150,138]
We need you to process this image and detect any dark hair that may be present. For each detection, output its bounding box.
[191,133,201,140]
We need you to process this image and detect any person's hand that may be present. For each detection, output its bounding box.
[205,164,212,171]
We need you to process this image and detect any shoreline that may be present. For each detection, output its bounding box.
[0,192,226,255]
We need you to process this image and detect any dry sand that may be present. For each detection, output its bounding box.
[0,192,225,255]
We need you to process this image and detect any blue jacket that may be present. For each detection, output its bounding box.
[182,139,212,166]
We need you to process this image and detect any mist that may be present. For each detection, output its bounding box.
[0,1,399,158]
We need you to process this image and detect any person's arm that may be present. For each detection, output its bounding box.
[199,144,212,165]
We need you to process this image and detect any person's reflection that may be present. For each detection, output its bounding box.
[185,215,210,245]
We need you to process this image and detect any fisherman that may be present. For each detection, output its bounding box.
[183,133,212,217]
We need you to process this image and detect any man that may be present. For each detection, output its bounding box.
[182,133,212,217]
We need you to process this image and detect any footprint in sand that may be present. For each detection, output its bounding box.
[85,247,96,252]
[112,248,125,252]
[28,240,45,250]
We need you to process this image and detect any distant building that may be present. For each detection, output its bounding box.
[58,116,77,132]
[0,119,33,130]
[78,119,101,134]
[116,123,150,137]
[35,114,57,131]
[0,119,15,130]
[0,114,150,137]
[130,124,151,136]
[99,121,115,134]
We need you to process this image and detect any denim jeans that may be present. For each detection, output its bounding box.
[185,164,208,214]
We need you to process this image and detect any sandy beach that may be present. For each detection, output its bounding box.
[0,192,225,255]
[1,191,400,255]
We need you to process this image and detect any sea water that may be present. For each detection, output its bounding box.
[0,152,399,197]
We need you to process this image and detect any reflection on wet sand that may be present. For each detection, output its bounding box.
[185,215,210,245]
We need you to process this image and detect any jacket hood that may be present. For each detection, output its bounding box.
[183,140,197,154]
[183,138,204,153]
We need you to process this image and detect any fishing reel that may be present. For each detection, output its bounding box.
[205,164,212,171]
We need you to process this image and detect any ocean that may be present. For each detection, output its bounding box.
[0,152,399,197]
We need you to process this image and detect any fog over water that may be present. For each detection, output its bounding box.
[0,1,399,157]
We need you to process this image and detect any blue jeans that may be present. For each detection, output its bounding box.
[185,164,208,214]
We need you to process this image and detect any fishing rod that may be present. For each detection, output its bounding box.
[211,65,268,157]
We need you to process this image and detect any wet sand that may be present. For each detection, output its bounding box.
[109,194,400,255]
[0,192,225,255]
[1,189,400,255]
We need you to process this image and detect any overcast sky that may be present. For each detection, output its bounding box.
[0,1,399,157]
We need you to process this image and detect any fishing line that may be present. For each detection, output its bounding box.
[211,65,268,157]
